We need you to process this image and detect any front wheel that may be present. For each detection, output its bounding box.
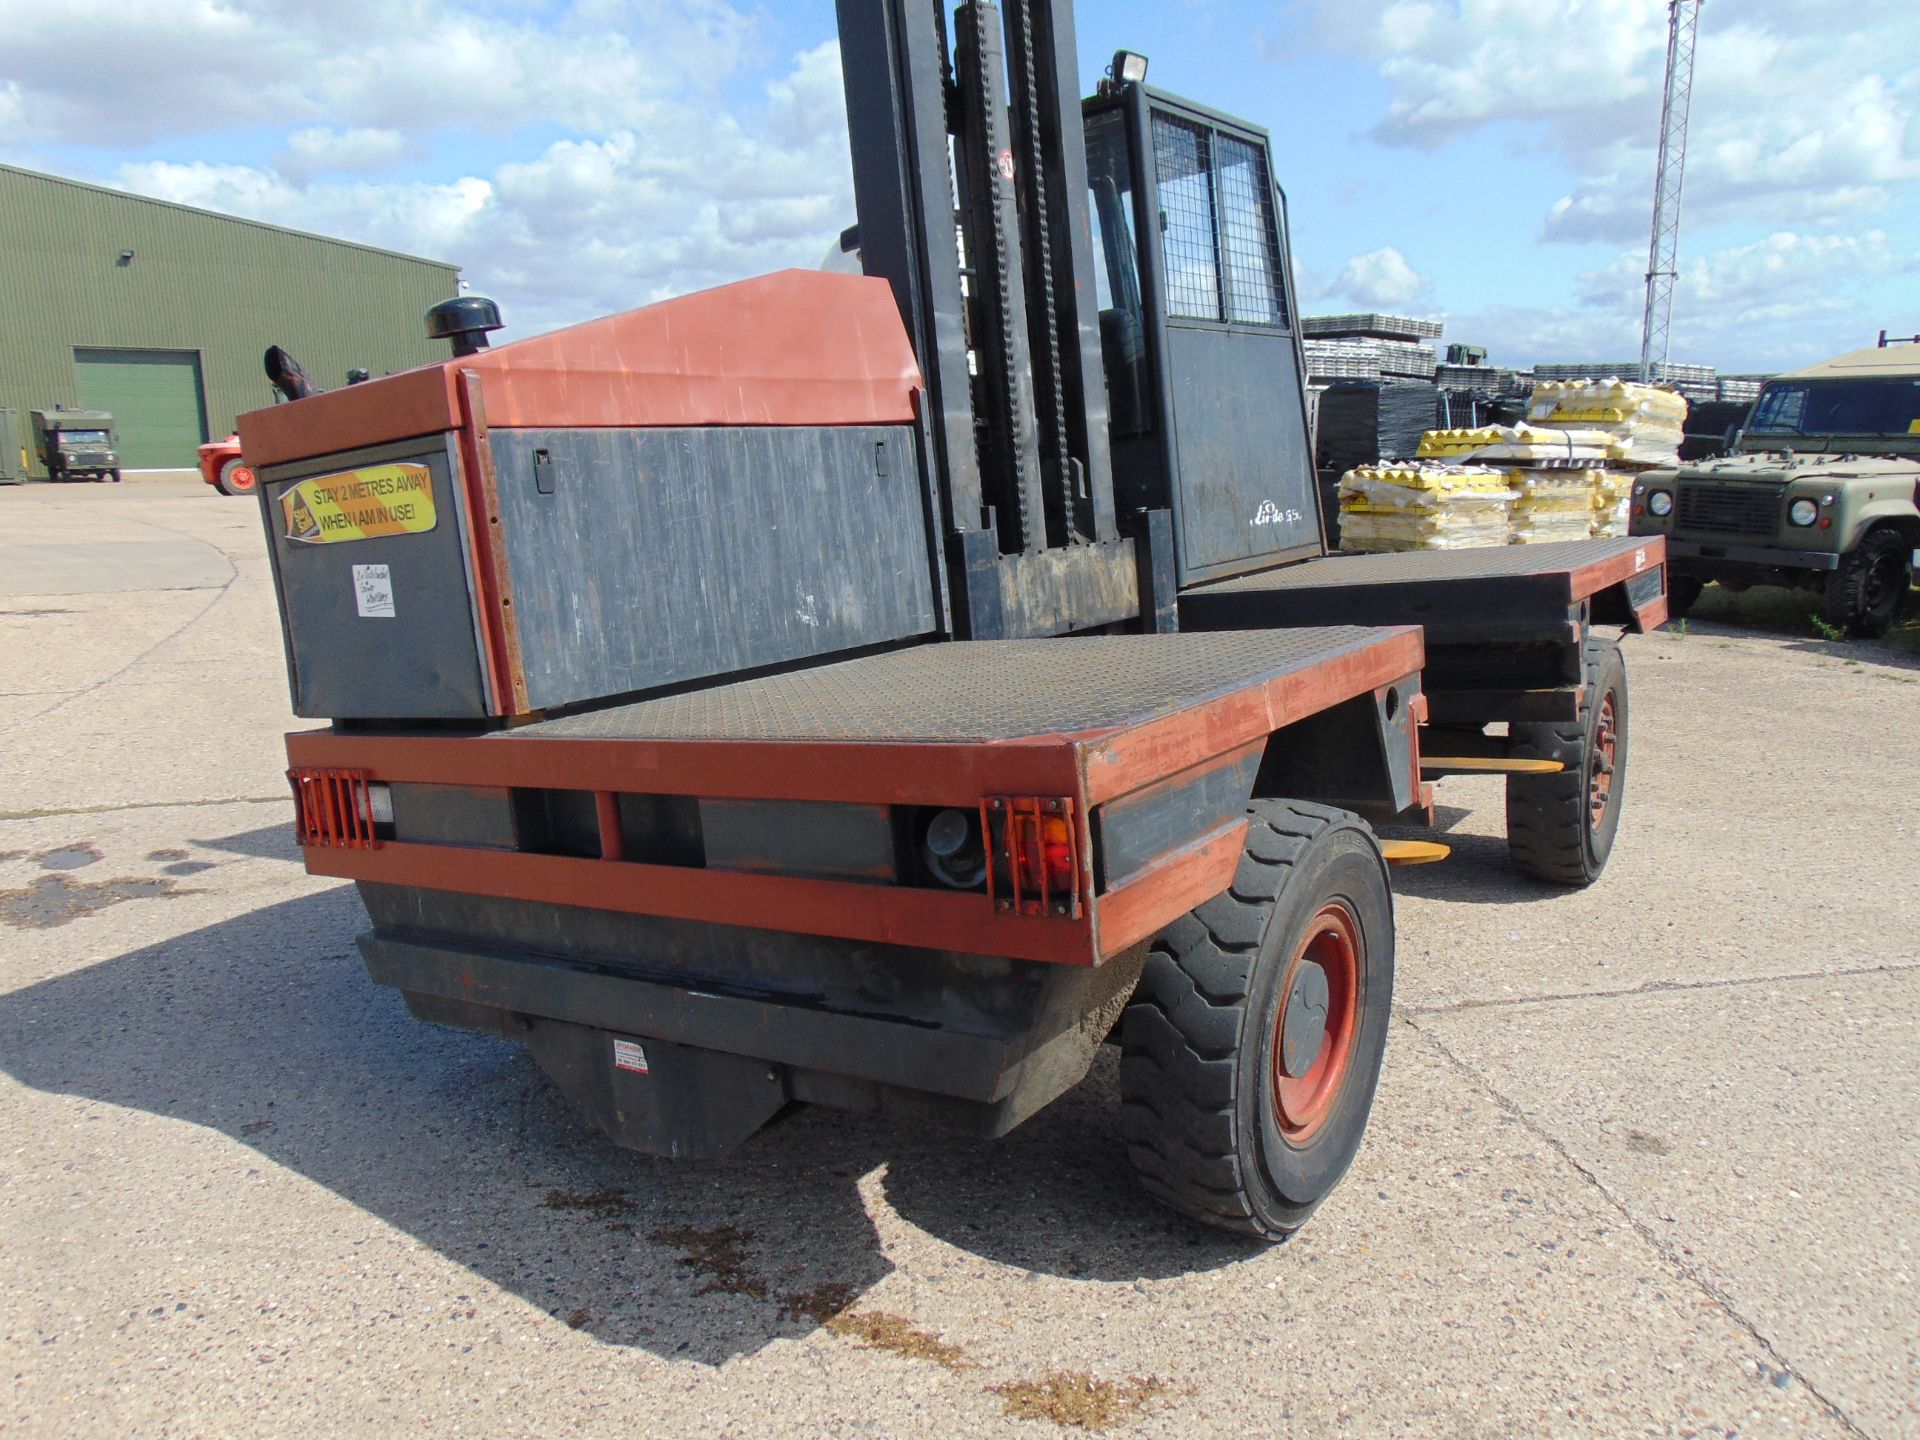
[1506,633,1628,886]
[1120,801,1394,1241]
[214,457,257,496]
[1824,529,1910,638]
[1666,575,1704,620]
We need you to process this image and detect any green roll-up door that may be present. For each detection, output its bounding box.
[74,349,208,470]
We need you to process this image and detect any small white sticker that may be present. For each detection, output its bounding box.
[352,563,395,619]
[612,1039,650,1074]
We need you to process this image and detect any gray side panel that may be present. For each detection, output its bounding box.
[261,436,488,719]
[491,426,937,712]
[1166,325,1320,582]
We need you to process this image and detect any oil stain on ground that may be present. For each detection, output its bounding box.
[540,1185,635,1218]
[782,1282,971,1370]
[991,1371,1175,1431]
[0,872,192,930]
[35,843,102,871]
[650,1224,769,1300]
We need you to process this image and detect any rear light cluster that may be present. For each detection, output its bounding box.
[982,795,1083,919]
[288,768,387,849]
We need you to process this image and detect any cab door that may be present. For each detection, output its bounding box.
[1086,89,1321,586]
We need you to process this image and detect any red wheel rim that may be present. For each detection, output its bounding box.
[231,465,256,492]
[1270,901,1360,1143]
[1588,691,1618,831]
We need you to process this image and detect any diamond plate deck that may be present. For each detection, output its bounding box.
[504,629,1400,744]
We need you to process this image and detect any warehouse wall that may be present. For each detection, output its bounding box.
[0,164,460,475]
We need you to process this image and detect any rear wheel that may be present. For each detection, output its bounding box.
[1666,575,1703,619]
[1824,529,1910,638]
[214,457,256,496]
[1119,801,1394,1241]
[1506,633,1628,886]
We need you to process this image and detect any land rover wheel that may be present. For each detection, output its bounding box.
[1824,529,1910,638]
[1666,575,1703,620]
[1119,800,1393,1241]
[214,458,257,496]
[1506,633,1628,887]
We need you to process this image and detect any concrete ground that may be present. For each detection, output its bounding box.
[2,473,1915,1439]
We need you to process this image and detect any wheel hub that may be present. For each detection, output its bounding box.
[1279,961,1330,1078]
[1587,691,1618,832]
[1270,902,1360,1143]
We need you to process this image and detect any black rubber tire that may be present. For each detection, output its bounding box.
[1823,528,1911,638]
[1119,800,1394,1241]
[1666,575,1704,620]
[214,457,255,497]
[1506,633,1627,886]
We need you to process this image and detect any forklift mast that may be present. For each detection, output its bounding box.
[836,0,1324,625]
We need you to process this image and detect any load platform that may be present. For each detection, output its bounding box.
[287,626,1426,970]
[1179,537,1668,647]
[1179,537,1667,726]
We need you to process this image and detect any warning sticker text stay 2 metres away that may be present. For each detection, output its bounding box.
[281,463,438,545]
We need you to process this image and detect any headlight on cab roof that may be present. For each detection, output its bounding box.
[1647,490,1673,517]
[1788,498,1819,527]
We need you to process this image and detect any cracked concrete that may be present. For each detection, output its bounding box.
[1,474,1914,1438]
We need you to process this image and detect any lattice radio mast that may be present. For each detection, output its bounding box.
[1639,0,1702,383]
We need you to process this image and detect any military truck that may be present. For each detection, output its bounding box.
[30,409,122,483]
[1630,336,1920,636]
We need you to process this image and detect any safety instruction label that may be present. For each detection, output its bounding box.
[281,462,436,545]
[352,564,395,619]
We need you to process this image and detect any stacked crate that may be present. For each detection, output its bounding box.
[1336,464,1515,553]
[1525,379,1689,467]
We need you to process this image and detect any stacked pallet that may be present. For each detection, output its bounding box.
[1510,469,1604,545]
[1302,313,1444,340]
[1411,425,1641,543]
[1591,470,1634,539]
[1336,464,1515,553]
[1316,381,1439,472]
[1303,337,1437,382]
[1525,379,1689,465]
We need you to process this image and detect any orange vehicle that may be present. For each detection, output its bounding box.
[196,434,256,495]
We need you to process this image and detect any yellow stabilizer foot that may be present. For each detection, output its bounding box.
[1380,839,1450,866]
[1420,756,1566,776]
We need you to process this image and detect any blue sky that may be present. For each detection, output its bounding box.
[3,0,1915,373]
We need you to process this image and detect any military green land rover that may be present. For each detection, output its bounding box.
[1630,337,1920,636]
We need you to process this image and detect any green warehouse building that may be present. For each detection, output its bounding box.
[0,163,461,476]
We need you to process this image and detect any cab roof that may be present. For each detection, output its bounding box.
[1783,343,1920,380]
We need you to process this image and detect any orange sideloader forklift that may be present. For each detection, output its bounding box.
[237,0,1665,1239]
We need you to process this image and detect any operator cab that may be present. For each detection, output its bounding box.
[1084,82,1320,584]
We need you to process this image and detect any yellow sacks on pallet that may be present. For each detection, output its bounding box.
[1337,464,1515,551]
[1590,467,1636,538]
[1417,423,1627,463]
[1525,380,1688,465]
[1509,467,1596,544]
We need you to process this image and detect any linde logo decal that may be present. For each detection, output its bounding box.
[1251,500,1302,527]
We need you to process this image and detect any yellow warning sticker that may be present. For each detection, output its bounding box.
[1908,419,1920,435]
[281,463,436,545]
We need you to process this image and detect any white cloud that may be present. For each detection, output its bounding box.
[1453,228,1920,370]
[100,38,857,338]
[277,128,411,183]
[1322,246,1431,307]
[0,0,764,145]
[1312,0,1920,243]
